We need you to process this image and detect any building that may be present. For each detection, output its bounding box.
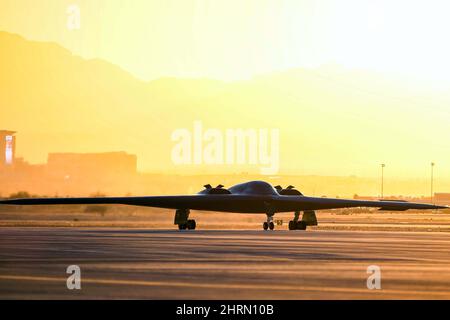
[0,130,16,166]
[0,130,140,196]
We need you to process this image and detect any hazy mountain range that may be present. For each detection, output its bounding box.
[1,31,449,183]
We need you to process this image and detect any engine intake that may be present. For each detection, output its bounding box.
[198,184,231,195]
[274,185,303,196]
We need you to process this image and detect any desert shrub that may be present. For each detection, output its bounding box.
[9,191,32,199]
[90,192,107,197]
[84,205,108,216]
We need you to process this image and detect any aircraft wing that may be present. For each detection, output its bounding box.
[0,195,446,213]
[0,196,218,209]
[0,195,263,212]
[272,196,447,212]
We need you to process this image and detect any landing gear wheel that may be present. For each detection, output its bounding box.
[269,222,274,230]
[187,219,196,230]
[178,223,187,230]
[288,220,295,230]
[263,222,269,230]
[296,221,307,230]
[288,220,307,230]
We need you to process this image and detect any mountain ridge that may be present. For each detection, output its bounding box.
[1,30,448,179]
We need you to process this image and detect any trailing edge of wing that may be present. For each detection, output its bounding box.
[272,196,447,212]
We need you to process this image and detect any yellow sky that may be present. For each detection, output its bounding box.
[0,0,449,189]
[1,0,450,82]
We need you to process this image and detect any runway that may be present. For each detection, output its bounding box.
[1,227,450,299]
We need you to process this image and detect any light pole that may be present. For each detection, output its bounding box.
[381,163,385,199]
[431,162,435,204]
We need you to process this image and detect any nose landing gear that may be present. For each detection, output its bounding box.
[263,215,275,230]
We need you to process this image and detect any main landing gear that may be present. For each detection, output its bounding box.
[174,209,196,230]
[288,220,307,230]
[178,219,196,230]
[288,210,307,230]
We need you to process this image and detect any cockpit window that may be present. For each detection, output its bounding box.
[228,181,278,195]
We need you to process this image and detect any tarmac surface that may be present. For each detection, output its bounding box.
[1,227,450,299]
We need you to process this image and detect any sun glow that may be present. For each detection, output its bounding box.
[0,0,449,185]
[326,0,450,83]
[1,0,450,83]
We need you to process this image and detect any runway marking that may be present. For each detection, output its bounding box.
[1,275,449,298]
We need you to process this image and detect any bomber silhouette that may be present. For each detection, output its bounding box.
[0,180,446,230]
